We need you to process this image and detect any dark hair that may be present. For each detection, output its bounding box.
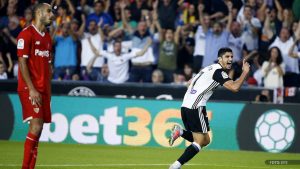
[244,5,253,10]
[268,47,283,65]
[258,94,268,102]
[218,47,232,58]
[113,39,122,46]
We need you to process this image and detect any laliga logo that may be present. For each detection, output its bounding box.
[35,49,49,57]
[254,109,295,153]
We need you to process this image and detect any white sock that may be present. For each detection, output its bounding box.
[172,161,182,168]
[192,142,201,151]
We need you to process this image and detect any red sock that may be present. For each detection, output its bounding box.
[22,133,38,169]
[29,142,39,169]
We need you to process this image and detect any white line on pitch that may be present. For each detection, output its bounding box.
[0,163,297,169]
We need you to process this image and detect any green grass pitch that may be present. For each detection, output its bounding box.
[0,140,299,169]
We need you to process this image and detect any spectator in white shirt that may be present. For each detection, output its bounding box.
[262,47,285,89]
[87,39,152,84]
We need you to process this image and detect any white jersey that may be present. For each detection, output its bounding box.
[182,64,231,109]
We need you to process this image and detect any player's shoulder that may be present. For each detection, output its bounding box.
[202,64,222,72]
[18,25,34,37]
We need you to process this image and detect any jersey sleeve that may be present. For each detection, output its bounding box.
[17,30,32,58]
[212,69,231,86]
[101,50,114,58]
[123,52,136,61]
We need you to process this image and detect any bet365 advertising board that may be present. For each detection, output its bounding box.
[0,94,299,153]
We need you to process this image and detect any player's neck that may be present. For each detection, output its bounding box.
[32,20,45,33]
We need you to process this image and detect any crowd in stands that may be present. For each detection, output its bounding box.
[0,0,300,89]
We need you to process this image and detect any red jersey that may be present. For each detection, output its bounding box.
[17,24,52,93]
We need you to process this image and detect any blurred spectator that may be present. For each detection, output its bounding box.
[269,27,299,74]
[157,0,183,29]
[151,69,164,84]
[202,1,232,67]
[129,0,150,22]
[20,7,33,29]
[87,0,113,28]
[262,47,285,89]
[238,5,261,52]
[177,36,194,70]
[181,3,197,26]
[255,89,271,102]
[193,3,209,72]
[98,63,109,82]
[53,0,75,27]
[119,1,137,32]
[172,69,186,85]
[202,0,229,20]
[80,19,105,81]
[53,22,79,80]
[0,32,13,77]
[182,63,194,81]
[128,21,154,83]
[0,60,7,80]
[260,7,282,53]
[155,16,180,83]
[87,39,152,84]
[228,20,243,64]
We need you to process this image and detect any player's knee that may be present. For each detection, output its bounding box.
[29,124,43,135]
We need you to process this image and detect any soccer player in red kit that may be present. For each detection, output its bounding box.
[17,3,54,169]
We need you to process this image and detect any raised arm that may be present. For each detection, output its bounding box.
[65,0,75,16]
[154,16,163,42]
[87,54,102,73]
[257,0,267,22]
[5,53,13,73]
[263,9,274,39]
[223,59,250,92]
[104,0,111,13]
[76,14,86,38]
[97,18,105,41]
[120,1,131,31]
[135,38,152,57]
[274,0,283,21]
[288,37,300,58]
[226,1,233,32]
[174,25,181,45]
[198,3,208,33]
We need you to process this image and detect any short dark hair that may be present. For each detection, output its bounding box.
[217,47,232,58]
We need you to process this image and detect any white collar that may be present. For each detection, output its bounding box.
[31,24,45,37]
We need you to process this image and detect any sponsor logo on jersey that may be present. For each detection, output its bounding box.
[190,89,197,94]
[35,49,50,57]
[17,39,24,49]
[221,71,229,79]
[33,107,40,113]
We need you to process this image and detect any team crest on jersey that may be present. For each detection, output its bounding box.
[33,107,40,113]
[17,39,24,49]
[221,71,229,79]
[35,41,40,45]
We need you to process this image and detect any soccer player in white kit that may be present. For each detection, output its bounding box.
[168,47,250,169]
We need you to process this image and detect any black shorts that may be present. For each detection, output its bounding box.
[181,106,210,133]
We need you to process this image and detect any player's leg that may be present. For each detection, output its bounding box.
[169,107,210,169]
[23,118,44,169]
[29,93,51,169]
